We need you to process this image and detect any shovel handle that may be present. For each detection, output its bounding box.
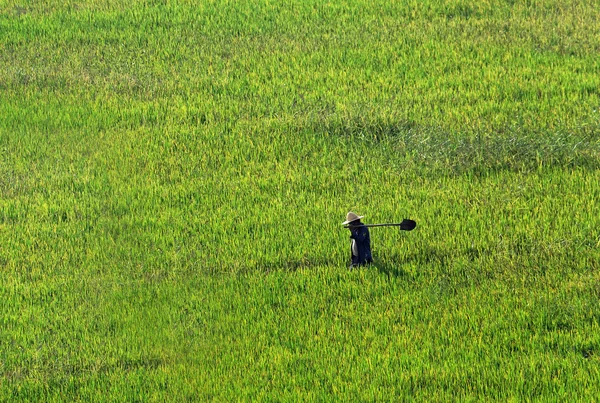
[346,223,404,228]
[343,219,417,231]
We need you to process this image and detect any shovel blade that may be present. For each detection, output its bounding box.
[400,219,417,231]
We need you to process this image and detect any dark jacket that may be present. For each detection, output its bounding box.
[350,225,373,265]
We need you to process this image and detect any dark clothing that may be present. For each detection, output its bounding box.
[350,225,373,267]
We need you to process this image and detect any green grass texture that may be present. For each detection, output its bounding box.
[1,0,600,400]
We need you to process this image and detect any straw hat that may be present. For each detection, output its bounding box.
[342,211,363,225]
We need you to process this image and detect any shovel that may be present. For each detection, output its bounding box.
[343,219,417,231]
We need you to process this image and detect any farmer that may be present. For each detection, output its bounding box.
[343,212,373,268]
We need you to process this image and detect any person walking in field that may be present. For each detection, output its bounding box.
[343,212,373,269]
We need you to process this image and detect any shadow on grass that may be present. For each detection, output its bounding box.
[250,244,488,276]
[252,256,344,273]
[308,117,600,175]
[374,244,491,278]
[251,246,453,276]
[374,260,409,278]
[370,249,440,279]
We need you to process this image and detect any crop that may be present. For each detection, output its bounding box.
[1,0,599,400]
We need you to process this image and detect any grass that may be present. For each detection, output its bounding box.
[1,0,600,400]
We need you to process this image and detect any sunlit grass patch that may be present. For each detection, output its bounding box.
[1,0,600,400]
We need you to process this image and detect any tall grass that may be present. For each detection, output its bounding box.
[1,0,600,400]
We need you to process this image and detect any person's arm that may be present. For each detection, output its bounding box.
[350,227,368,243]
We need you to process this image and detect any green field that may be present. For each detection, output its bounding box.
[2,0,600,400]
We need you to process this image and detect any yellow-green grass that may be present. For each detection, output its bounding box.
[1,0,600,400]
